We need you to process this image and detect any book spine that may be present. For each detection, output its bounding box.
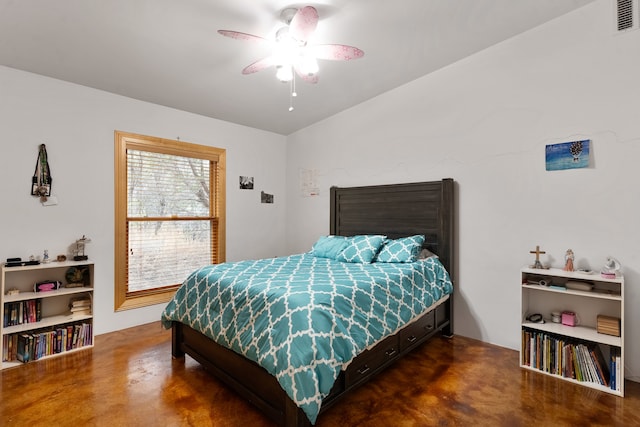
[615,350,621,392]
[36,299,42,322]
[589,348,606,386]
[610,353,616,391]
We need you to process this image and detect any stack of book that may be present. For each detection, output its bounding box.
[69,296,91,318]
[9,322,94,363]
[597,315,621,337]
[521,328,619,390]
[2,334,19,362]
[2,299,42,327]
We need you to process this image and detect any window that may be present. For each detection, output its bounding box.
[114,131,226,311]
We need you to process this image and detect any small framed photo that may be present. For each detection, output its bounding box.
[239,176,254,189]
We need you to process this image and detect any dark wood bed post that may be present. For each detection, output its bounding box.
[440,178,454,337]
[172,321,184,358]
[285,398,310,427]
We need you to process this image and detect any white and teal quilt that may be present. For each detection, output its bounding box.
[161,252,452,424]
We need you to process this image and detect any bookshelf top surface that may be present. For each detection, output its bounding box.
[2,260,93,273]
[521,267,623,283]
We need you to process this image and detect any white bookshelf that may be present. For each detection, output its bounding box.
[1,260,94,369]
[520,267,624,396]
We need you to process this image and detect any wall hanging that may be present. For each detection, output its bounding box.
[545,140,590,171]
[31,144,52,201]
[239,176,254,189]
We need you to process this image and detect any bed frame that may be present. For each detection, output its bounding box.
[171,178,455,426]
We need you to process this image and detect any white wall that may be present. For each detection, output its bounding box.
[0,66,287,334]
[285,0,640,382]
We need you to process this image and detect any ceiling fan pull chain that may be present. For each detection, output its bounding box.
[289,71,296,112]
[292,71,297,97]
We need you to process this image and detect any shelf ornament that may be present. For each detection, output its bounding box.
[73,235,91,261]
[529,245,547,269]
[65,266,90,288]
[564,249,575,272]
[601,257,621,279]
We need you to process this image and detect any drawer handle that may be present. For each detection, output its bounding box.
[424,324,433,330]
[357,365,370,375]
[385,348,397,357]
[407,335,417,343]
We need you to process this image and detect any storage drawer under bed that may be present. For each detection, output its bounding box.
[399,309,436,352]
[345,334,399,387]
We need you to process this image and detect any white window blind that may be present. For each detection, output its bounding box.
[126,149,215,292]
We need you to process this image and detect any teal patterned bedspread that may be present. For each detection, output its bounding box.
[161,253,452,424]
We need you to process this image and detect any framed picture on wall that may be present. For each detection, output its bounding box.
[239,176,254,189]
[545,140,590,171]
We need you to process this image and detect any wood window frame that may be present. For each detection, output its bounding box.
[114,131,226,311]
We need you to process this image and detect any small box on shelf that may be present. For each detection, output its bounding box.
[597,315,621,337]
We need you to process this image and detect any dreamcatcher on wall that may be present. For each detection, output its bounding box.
[31,144,52,201]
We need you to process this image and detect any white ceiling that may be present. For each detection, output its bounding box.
[0,0,595,135]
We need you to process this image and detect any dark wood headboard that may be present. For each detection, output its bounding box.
[329,179,454,276]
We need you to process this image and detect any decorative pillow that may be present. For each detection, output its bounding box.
[375,235,425,263]
[336,235,387,263]
[417,248,438,259]
[311,235,349,259]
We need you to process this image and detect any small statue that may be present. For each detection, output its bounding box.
[564,249,574,272]
[73,235,91,261]
[43,249,50,264]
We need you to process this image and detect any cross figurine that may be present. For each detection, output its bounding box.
[529,245,546,269]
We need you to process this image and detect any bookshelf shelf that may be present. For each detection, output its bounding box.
[521,284,622,301]
[521,322,621,347]
[520,365,619,394]
[2,313,93,335]
[1,261,94,369]
[520,267,624,396]
[4,286,94,303]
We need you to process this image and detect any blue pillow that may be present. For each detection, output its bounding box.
[311,235,349,259]
[375,235,425,263]
[336,235,387,263]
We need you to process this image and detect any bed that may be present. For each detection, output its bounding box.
[162,179,455,426]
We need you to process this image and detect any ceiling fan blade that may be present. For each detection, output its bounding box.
[218,30,267,44]
[311,44,365,61]
[294,65,319,84]
[289,6,318,42]
[242,57,275,74]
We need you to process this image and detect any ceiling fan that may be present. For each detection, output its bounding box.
[218,5,364,110]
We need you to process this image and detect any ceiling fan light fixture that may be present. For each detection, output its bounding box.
[219,5,363,110]
[273,40,297,67]
[280,7,298,26]
[299,54,318,76]
[276,64,293,82]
